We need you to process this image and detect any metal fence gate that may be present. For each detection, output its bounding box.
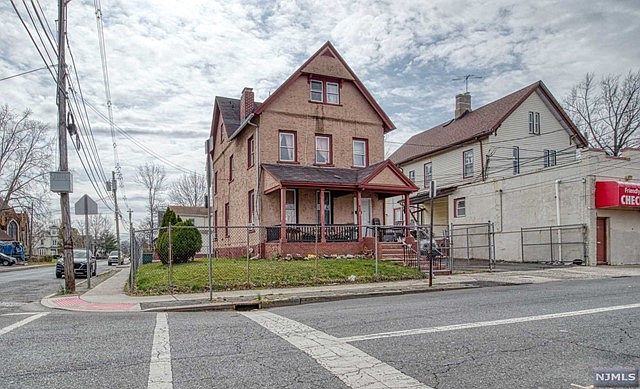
[520,224,587,264]
[449,222,495,272]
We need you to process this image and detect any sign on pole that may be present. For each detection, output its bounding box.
[74,194,99,215]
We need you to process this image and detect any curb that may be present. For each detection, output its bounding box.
[141,282,490,313]
[0,263,54,273]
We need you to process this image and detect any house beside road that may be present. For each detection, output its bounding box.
[387,81,640,266]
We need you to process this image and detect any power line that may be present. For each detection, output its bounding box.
[0,65,53,82]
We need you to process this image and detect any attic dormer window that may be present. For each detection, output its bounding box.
[310,78,340,105]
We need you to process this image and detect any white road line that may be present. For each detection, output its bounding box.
[241,310,431,389]
[1,312,44,316]
[340,302,640,343]
[147,313,173,389]
[0,312,48,336]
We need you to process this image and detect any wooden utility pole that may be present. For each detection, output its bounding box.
[57,0,75,292]
[112,171,122,265]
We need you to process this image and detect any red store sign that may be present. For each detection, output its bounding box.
[595,181,640,208]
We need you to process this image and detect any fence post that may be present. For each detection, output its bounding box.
[491,222,497,268]
[520,227,525,262]
[415,226,420,271]
[466,227,470,260]
[449,223,454,273]
[314,225,319,282]
[168,225,173,290]
[246,227,250,286]
[487,222,493,272]
[549,226,554,263]
[374,225,378,278]
[582,224,588,265]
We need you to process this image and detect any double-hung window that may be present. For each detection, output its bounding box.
[353,139,368,167]
[529,111,541,135]
[423,162,432,188]
[279,131,296,162]
[463,149,474,178]
[408,170,415,182]
[247,136,255,168]
[310,79,340,104]
[228,155,234,181]
[224,203,230,237]
[512,146,520,175]
[315,135,331,165]
[454,198,466,218]
[544,149,557,167]
[310,80,323,102]
[248,190,255,224]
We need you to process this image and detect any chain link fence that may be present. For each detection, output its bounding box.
[128,224,427,296]
[521,224,587,264]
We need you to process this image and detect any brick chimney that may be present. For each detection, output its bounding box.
[455,92,471,118]
[240,87,255,120]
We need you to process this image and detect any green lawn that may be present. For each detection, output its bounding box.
[135,258,424,295]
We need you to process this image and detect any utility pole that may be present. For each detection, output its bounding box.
[57,0,75,292]
[111,171,122,265]
[128,209,133,292]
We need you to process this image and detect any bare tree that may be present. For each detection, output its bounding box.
[169,172,207,207]
[135,162,166,243]
[0,104,54,212]
[88,214,113,256]
[565,71,640,156]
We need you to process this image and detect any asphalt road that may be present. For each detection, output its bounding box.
[0,260,111,314]
[1,275,639,388]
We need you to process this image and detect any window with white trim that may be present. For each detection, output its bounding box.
[512,146,520,175]
[544,149,557,167]
[423,162,432,188]
[529,111,541,135]
[310,80,323,102]
[408,170,415,182]
[326,82,339,104]
[315,135,331,164]
[463,149,474,178]
[279,131,296,162]
[353,139,367,167]
[454,198,466,218]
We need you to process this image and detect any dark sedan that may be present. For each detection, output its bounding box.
[55,249,97,278]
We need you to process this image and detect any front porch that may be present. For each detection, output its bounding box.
[261,161,418,256]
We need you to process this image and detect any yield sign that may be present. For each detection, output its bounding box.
[74,194,99,215]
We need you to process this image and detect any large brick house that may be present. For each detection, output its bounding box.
[207,41,417,257]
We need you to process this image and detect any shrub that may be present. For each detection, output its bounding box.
[156,220,202,264]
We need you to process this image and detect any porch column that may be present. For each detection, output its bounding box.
[319,188,326,243]
[356,190,363,242]
[404,193,410,236]
[280,187,287,243]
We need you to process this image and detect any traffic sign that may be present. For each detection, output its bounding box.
[74,194,98,215]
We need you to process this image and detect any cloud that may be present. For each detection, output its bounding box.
[1,0,639,230]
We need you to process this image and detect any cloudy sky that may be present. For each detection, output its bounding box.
[1,0,639,234]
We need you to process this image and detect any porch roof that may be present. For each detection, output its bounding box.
[406,186,458,204]
[263,160,418,194]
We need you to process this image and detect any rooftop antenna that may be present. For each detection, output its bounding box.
[452,74,483,93]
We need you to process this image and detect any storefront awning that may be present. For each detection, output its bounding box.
[595,181,640,209]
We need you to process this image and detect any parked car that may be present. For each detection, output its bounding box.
[0,252,17,266]
[55,249,96,278]
[107,251,120,266]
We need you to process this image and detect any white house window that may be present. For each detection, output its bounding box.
[310,80,323,102]
[315,135,331,164]
[454,198,466,218]
[315,191,332,224]
[544,149,557,167]
[326,82,340,104]
[463,149,474,178]
[353,139,368,167]
[513,146,520,175]
[279,131,296,162]
[393,208,404,225]
[423,162,432,188]
[408,170,415,182]
[529,111,541,135]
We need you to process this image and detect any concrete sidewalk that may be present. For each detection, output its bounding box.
[41,264,640,313]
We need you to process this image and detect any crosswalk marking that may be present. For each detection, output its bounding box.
[0,312,48,336]
[241,310,431,389]
[148,313,173,389]
[340,302,640,343]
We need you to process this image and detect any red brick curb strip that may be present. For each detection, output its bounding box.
[41,295,140,312]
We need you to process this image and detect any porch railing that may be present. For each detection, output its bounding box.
[265,224,359,243]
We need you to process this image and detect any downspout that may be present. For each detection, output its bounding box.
[555,179,562,262]
[251,119,259,225]
[479,138,485,180]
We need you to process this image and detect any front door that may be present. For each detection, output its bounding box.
[354,197,373,236]
[596,217,607,265]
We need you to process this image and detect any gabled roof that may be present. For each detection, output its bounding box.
[255,41,395,132]
[262,160,417,193]
[389,81,588,165]
[211,96,262,139]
